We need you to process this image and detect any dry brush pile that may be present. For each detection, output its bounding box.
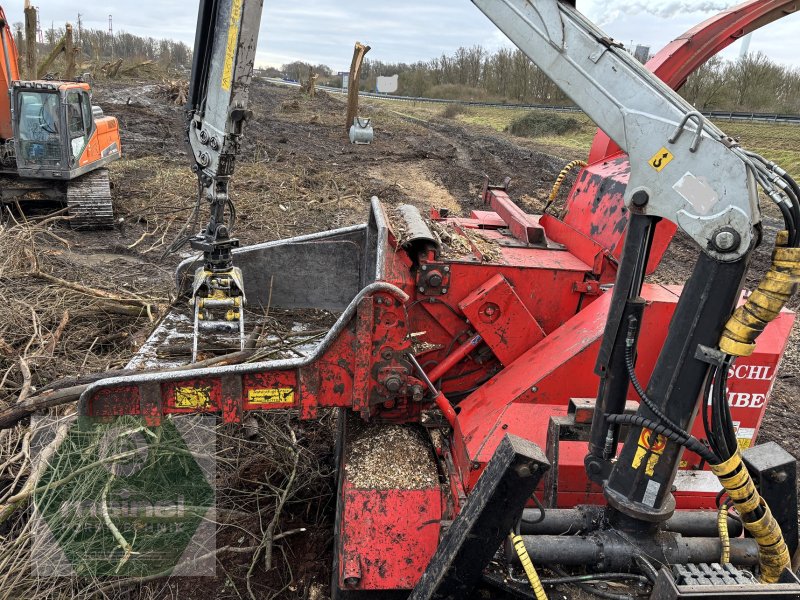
[0,211,341,599]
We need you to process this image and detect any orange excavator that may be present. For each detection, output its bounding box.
[0,6,121,228]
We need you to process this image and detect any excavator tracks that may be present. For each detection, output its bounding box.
[66,168,115,230]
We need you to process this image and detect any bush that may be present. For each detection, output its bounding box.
[506,111,581,138]
[440,104,468,119]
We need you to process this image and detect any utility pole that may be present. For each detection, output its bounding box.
[35,7,42,43]
[76,12,82,45]
[108,14,113,59]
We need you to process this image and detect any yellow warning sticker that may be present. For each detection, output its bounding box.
[175,386,212,409]
[249,388,295,406]
[221,0,244,91]
[737,438,752,450]
[649,147,674,172]
[632,428,667,476]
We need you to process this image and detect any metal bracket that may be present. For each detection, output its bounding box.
[694,344,726,367]
[417,263,451,295]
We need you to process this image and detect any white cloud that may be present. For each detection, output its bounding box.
[5,1,798,71]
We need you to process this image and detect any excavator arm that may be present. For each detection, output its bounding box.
[184,0,265,360]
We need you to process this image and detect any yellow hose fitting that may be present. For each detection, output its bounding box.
[719,231,800,357]
[718,503,731,565]
[510,532,548,600]
[711,451,791,582]
[548,160,588,203]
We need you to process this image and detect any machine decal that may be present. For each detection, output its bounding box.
[641,478,661,507]
[101,142,119,157]
[632,427,667,476]
[175,386,212,408]
[248,387,295,405]
[672,171,719,214]
[649,147,674,172]
[221,0,243,90]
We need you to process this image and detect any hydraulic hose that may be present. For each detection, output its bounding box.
[544,160,587,214]
[714,230,799,582]
[718,503,731,565]
[605,413,718,464]
[710,451,791,582]
[624,318,687,436]
[509,531,548,600]
[720,230,800,356]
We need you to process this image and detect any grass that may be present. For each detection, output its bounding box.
[360,96,800,174]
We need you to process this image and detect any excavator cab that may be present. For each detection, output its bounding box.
[11,81,120,179]
[3,80,122,228]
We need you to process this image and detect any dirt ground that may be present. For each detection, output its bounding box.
[0,79,797,599]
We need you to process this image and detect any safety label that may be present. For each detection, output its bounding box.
[649,147,674,172]
[632,427,667,476]
[175,386,212,409]
[248,388,295,406]
[642,479,661,508]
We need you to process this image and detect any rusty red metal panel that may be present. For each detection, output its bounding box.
[467,210,507,228]
[453,285,792,508]
[485,188,547,244]
[540,213,614,279]
[352,297,374,417]
[561,157,677,275]
[86,385,141,418]
[338,484,442,592]
[242,371,298,411]
[458,273,545,365]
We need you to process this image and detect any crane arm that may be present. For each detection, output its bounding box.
[186,0,264,261]
[182,0,264,361]
[474,1,800,580]
[472,0,760,263]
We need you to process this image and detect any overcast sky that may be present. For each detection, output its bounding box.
[5,1,799,73]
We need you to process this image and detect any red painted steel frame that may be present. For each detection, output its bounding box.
[80,194,795,593]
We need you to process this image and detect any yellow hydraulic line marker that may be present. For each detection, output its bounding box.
[509,531,548,600]
[714,231,799,582]
[545,160,588,212]
[711,453,791,582]
[718,503,731,565]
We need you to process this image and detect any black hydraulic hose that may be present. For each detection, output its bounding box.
[708,368,726,458]
[541,573,651,586]
[520,493,547,525]
[634,556,660,584]
[606,413,719,464]
[718,358,738,457]
[700,368,715,444]
[547,566,643,600]
[711,356,736,461]
[624,317,690,437]
[774,196,797,248]
[780,171,800,246]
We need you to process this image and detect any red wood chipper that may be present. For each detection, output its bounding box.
[77,0,800,598]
